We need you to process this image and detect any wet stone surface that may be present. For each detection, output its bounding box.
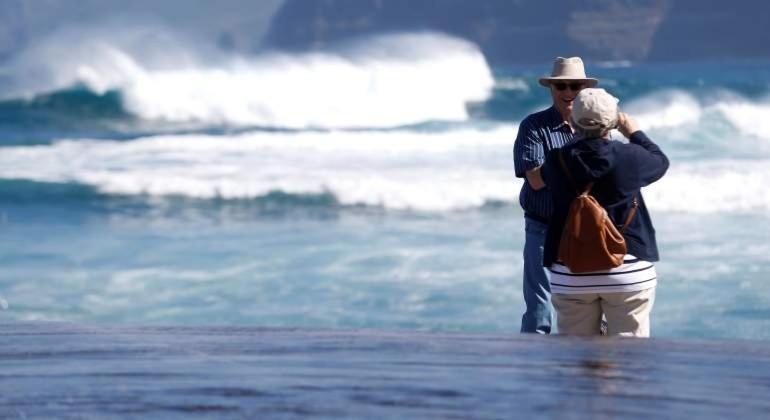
[1,322,769,419]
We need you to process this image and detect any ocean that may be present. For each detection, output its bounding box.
[1,30,770,341]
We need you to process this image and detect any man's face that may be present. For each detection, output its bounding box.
[550,80,586,119]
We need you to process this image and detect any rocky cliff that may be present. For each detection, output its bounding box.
[263,0,770,64]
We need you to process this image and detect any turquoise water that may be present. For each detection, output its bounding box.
[2,196,769,339]
[1,32,769,340]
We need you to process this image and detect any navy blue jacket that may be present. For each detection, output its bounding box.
[541,131,669,267]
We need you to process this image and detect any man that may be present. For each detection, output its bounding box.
[513,57,598,334]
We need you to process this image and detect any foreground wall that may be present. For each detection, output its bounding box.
[2,322,769,418]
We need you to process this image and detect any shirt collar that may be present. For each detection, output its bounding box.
[546,106,573,133]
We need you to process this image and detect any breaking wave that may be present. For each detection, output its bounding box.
[1,25,494,129]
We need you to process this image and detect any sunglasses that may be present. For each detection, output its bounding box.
[552,82,585,91]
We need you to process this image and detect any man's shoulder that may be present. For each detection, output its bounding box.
[520,107,558,130]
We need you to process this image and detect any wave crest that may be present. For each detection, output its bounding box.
[0,127,768,213]
[2,26,494,129]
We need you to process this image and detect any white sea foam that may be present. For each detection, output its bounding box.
[2,25,494,129]
[0,127,768,213]
[623,90,703,130]
[645,159,770,213]
[620,89,770,144]
[3,23,204,98]
[0,126,514,211]
[597,60,634,69]
[711,97,770,141]
[495,78,530,92]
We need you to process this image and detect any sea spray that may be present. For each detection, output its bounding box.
[2,28,494,129]
[0,126,768,213]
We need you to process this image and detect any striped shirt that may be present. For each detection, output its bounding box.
[513,106,577,221]
[549,255,657,294]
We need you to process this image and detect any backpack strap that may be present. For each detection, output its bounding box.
[557,149,592,195]
[621,196,639,233]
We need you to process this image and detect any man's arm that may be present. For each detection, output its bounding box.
[525,166,546,190]
[513,118,547,190]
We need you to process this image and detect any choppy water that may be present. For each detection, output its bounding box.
[1,28,769,340]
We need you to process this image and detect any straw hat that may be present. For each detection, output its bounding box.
[538,56,598,87]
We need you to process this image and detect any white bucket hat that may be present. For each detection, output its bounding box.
[538,56,598,87]
[571,88,619,130]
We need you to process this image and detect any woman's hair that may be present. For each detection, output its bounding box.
[572,118,613,139]
[573,124,612,139]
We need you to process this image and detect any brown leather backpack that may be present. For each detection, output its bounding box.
[557,150,638,273]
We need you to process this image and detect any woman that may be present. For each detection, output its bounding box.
[541,88,669,337]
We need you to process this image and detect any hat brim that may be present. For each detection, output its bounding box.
[538,77,599,88]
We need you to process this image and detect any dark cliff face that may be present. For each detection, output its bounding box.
[262,0,576,62]
[263,0,770,64]
[648,0,770,61]
[0,1,25,61]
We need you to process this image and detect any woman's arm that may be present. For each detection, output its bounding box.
[618,113,669,186]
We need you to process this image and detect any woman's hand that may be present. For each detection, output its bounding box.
[617,112,640,138]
